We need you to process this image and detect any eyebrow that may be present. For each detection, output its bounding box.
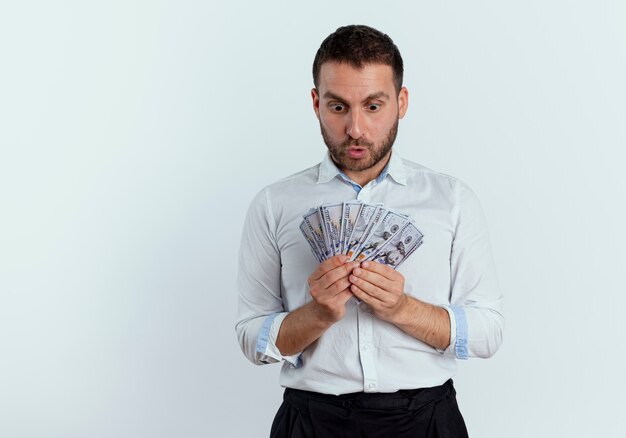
[322,91,390,103]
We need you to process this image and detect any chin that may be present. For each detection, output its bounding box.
[333,153,372,171]
[344,161,378,173]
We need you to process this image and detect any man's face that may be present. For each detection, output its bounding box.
[312,62,408,184]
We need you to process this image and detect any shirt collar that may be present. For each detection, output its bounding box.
[317,150,408,186]
[317,151,341,184]
[383,150,408,186]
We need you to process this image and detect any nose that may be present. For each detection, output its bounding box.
[346,109,364,139]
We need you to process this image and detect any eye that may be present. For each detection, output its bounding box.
[367,103,381,111]
[329,103,346,112]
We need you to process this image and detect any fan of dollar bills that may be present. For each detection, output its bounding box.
[299,202,424,269]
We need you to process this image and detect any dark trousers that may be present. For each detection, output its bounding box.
[270,379,469,438]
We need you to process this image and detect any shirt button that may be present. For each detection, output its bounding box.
[362,345,369,351]
[368,383,376,390]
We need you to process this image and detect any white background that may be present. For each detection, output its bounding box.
[1,1,625,437]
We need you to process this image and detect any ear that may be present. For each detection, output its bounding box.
[398,87,409,119]
[311,88,321,120]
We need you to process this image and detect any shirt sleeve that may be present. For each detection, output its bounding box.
[443,180,504,359]
[235,187,302,366]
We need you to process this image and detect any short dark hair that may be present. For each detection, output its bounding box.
[312,25,404,93]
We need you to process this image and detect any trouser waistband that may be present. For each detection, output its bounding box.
[284,379,454,411]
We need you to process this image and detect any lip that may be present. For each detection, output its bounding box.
[347,147,367,159]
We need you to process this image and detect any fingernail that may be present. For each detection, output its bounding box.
[339,255,348,263]
[353,268,361,275]
[361,261,369,268]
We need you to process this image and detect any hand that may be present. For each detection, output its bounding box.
[349,260,408,322]
[308,255,359,324]
[276,255,358,356]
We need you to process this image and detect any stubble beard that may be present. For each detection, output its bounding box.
[320,119,399,173]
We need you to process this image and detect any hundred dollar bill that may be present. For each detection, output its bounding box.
[345,204,379,259]
[339,201,362,254]
[320,203,343,256]
[368,222,424,268]
[353,210,408,262]
[395,238,423,268]
[317,207,332,257]
[299,221,323,262]
[349,207,387,260]
[347,206,387,260]
[303,208,330,260]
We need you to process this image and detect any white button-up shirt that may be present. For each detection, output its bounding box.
[236,151,503,395]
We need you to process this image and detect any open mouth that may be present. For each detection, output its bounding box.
[347,147,367,159]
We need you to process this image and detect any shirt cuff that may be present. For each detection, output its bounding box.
[441,305,469,359]
[255,312,302,367]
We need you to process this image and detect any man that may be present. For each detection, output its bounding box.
[236,25,503,438]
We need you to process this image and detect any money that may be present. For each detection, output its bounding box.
[349,207,388,260]
[299,202,424,269]
[369,222,424,268]
[320,203,343,256]
[345,204,380,260]
[353,210,409,262]
[339,201,362,254]
[302,208,331,260]
[300,222,323,263]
